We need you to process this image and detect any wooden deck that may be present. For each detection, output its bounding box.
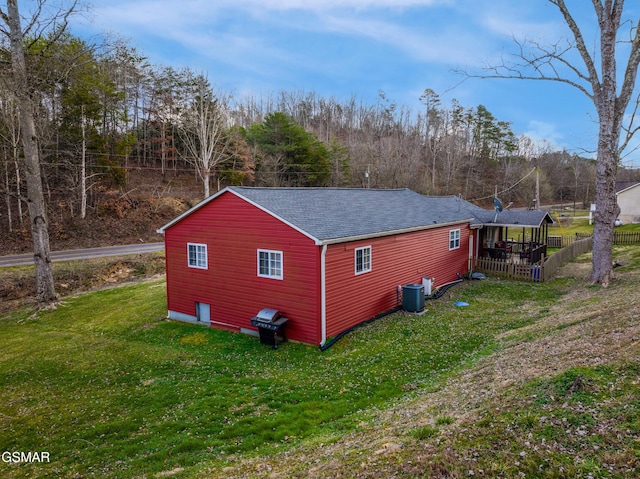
[472,236,594,283]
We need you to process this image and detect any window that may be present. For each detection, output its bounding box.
[449,229,461,250]
[355,246,372,275]
[258,250,283,279]
[187,243,208,269]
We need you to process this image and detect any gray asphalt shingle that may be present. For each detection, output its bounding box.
[230,187,475,241]
[158,186,554,239]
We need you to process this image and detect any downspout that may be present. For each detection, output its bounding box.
[320,244,328,347]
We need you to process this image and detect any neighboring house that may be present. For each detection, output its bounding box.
[616,182,640,223]
[157,187,553,346]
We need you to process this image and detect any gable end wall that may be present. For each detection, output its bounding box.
[163,192,320,344]
[617,185,640,223]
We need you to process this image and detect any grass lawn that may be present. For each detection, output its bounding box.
[0,276,561,478]
[1,248,638,478]
[549,217,640,237]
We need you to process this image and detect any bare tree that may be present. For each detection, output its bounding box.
[0,0,78,303]
[463,0,640,287]
[178,75,231,198]
[0,91,24,230]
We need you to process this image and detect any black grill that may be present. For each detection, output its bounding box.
[250,308,289,348]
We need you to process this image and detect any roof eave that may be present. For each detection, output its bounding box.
[480,212,554,229]
[616,182,640,195]
[319,219,473,245]
[485,222,544,228]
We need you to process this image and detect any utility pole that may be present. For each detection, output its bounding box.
[536,167,540,210]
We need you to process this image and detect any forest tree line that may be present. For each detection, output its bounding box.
[2,33,638,233]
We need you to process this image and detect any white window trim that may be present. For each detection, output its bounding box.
[257,249,283,280]
[449,229,461,250]
[187,243,208,269]
[354,246,372,275]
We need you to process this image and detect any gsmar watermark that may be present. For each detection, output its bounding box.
[2,451,50,463]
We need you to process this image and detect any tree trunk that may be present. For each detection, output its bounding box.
[202,169,210,198]
[3,152,12,232]
[591,118,619,287]
[81,108,87,219]
[14,158,23,225]
[590,3,621,287]
[6,0,56,303]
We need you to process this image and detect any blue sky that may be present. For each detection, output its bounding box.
[70,0,640,166]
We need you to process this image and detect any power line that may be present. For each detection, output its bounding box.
[468,167,537,202]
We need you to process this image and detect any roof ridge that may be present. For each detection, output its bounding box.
[230,186,410,191]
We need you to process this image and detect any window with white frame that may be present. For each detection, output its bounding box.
[354,246,372,275]
[187,243,208,269]
[258,249,283,279]
[449,229,461,250]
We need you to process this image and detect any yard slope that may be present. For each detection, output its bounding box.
[216,248,640,479]
[0,247,637,478]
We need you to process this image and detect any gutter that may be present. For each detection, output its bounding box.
[318,219,474,246]
[320,244,328,347]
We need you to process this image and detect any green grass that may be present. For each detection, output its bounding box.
[0,274,600,478]
[549,216,640,237]
[411,425,439,440]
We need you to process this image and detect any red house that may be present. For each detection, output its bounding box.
[157,187,478,346]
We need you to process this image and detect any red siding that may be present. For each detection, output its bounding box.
[324,225,470,338]
[164,191,320,344]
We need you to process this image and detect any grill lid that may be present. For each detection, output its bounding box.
[254,308,281,323]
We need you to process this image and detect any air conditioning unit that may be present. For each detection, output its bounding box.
[402,284,425,313]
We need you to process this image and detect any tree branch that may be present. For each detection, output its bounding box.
[617,17,640,117]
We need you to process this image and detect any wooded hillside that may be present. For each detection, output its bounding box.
[2,34,639,255]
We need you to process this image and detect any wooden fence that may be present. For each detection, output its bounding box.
[472,231,638,283]
[471,236,593,283]
[612,231,640,244]
[541,236,593,281]
[470,256,544,283]
[574,231,640,245]
[547,235,575,248]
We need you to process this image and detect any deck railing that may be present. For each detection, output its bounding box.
[471,236,593,283]
[473,230,638,283]
[471,256,544,282]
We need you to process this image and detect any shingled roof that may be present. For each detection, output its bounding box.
[469,208,554,228]
[616,181,640,194]
[229,187,476,243]
[157,187,553,244]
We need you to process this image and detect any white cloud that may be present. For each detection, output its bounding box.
[318,14,489,66]
[82,0,484,82]
[524,120,564,149]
